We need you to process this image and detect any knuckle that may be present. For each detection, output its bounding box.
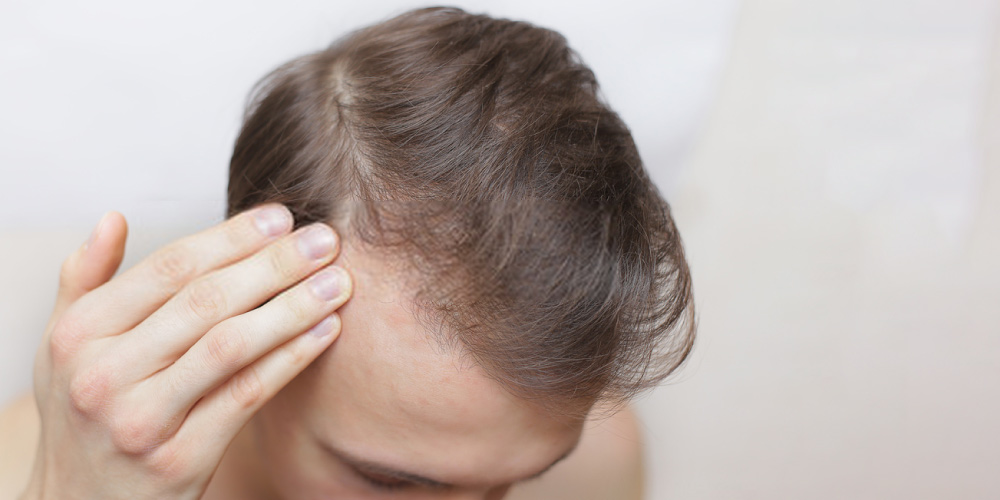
[281,292,312,324]
[151,244,196,288]
[205,323,251,372]
[224,213,255,248]
[48,312,91,364]
[145,442,192,483]
[283,337,312,367]
[265,243,300,283]
[183,278,228,323]
[67,365,114,417]
[110,412,166,455]
[229,367,264,409]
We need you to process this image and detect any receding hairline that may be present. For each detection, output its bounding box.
[227,5,696,417]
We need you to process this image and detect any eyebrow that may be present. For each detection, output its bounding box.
[318,440,578,489]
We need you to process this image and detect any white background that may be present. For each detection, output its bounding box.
[2,0,999,499]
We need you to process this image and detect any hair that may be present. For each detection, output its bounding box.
[227,6,695,416]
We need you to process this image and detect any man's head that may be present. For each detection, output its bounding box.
[226,5,694,496]
[249,243,583,498]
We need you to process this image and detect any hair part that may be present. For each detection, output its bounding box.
[228,6,695,416]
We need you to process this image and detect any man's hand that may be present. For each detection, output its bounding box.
[20,204,352,500]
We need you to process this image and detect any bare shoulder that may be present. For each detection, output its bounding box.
[508,404,645,500]
[0,392,40,499]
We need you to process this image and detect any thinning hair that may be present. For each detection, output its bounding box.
[227,6,695,415]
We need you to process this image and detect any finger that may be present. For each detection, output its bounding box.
[51,211,128,320]
[163,312,341,468]
[113,222,339,378]
[61,203,293,338]
[43,212,129,364]
[145,264,351,419]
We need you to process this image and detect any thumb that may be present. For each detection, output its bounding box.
[53,211,128,318]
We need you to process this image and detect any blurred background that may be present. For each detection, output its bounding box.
[2,0,998,498]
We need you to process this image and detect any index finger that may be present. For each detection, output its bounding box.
[62,203,294,338]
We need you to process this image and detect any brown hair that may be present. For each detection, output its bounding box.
[227,6,694,414]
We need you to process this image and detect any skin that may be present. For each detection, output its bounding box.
[207,240,583,500]
[0,206,646,500]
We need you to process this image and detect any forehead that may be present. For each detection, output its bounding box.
[295,241,581,484]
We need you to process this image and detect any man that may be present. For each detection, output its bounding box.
[1,7,694,499]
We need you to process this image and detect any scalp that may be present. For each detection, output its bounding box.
[226,6,695,415]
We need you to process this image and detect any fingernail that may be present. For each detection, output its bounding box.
[83,212,110,252]
[297,224,336,260]
[252,204,292,237]
[308,268,345,301]
[306,315,336,338]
